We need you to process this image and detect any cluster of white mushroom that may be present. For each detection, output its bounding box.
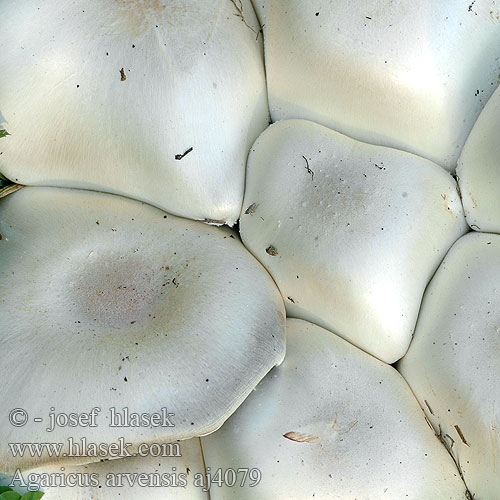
[0,1,499,499]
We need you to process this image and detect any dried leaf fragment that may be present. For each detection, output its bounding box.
[283,431,320,443]
[266,245,278,256]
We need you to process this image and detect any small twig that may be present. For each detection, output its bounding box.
[302,155,314,181]
[454,425,471,447]
[229,0,257,34]
[435,424,475,498]
[175,147,193,161]
[256,25,264,40]
[424,400,434,415]
[244,203,258,215]
[0,184,24,199]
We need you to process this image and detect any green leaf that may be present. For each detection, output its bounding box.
[0,129,9,138]
[21,493,44,500]
[0,491,22,500]
[0,489,12,494]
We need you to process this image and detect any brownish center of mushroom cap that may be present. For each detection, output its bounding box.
[64,252,176,330]
[111,0,203,38]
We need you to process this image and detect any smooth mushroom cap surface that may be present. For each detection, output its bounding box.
[0,187,286,473]
[0,0,268,225]
[202,318,466,500]
[457,84,500,234]
[398,232,500,499]
[240,119,468,363]
[265,0,500,169]
[0,438,208,499]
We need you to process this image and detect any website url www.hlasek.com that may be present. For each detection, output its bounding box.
[8,438,181,459]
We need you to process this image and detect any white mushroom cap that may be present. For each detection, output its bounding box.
[0,438,208,499]
[0,187,285,473]
[398,232,500,499]
[240,119,467,363]
[201,319,466,499]
[0,0,268,225]
[265,0,500,169]
[457,84,500,233]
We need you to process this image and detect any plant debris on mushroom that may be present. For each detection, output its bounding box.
[399,232,500,499]
[239,119,467,363]
[457,84,500,234]
[202,319,467,499]
[264,0,500,169]
[0,0,268,225]
[0,187,285,473]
